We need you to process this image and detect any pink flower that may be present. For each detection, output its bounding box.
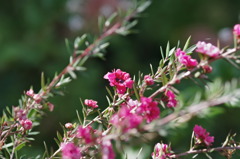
[47,102,54,111]
[104,69,134,94]
[233,24,240,37]
[33,94,42,103]
[65,123,73,129]
[110,106,143,132]
[193,125,214,146]
[165,90,177,108]
[101,140,115,159]
[196,41,220,58]
[76,126,95,144]
[20,119,32,130]
[137,97,160,123]
[144,75,154,85]
[61,142,81,159]
[84,99,98,108]
[14,107,27,121]
[202,65,213,73]
[26,89,34,97]
[152,143,171,159]
[175,48,198,68]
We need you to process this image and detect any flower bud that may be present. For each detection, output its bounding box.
[65,123,73,129]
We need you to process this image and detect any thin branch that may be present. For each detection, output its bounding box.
[144,89,240,131]
[170,146,240,158]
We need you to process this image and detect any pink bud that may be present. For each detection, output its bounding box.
[84,99,98,108]
[47,102,54,111]
[26,89,34,97]
[202,65,213,73]
[65,123,73,129]
[144,75,154,85]
[20,119,32,130]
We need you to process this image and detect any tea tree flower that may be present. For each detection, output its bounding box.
[110,106,143,132]
[20,119,32,130]
[193,125,214,146]
[61,142,81,159]
[101,140,115,159]
[104,69,134,94]
[152,143,171,159]
[196,41,220,58]
[233,24,240,37]
[76,126,95,144]
[165,90,177,108]
[137,97,160,123]
[144,75,154,85]
[84,99,98,108]
[175,48,198,68]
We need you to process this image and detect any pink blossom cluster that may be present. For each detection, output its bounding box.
[193,125,214,146]
[61,124,115,158]
[144,75,155,86]
[175,48,198,68]
[196,41,220,58]
[104,69,134,94]
[76,126,95,144]
[61,142,81,159]
[152,143,171,159]
[26,89,42,104]
[14,107,32,130]
[84,99,98,108]
[26,89,55,111]
[137,97,160,123]
[164,90,178,108]
[110,106,143,132]
[101,139,115,159]
[233,24,240,37]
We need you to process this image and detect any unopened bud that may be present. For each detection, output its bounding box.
[65,123,73,129]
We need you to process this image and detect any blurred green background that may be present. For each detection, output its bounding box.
[0,0,240,158]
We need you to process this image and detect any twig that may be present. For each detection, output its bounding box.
[170,146,240,158]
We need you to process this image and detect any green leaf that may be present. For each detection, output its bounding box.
[74,34,87,49]
[185,44,196,54]
[15,142,26,151]
[41,72,46,90]
[165,42,170,57]
[137,0,151,13]
[65,38,72,55]
[105,12,118,27]
[98,16,105,33]
[76,110,83,125]
[183,36,191,51]
[2,143,13,149]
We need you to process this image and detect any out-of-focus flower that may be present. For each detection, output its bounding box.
[175,48,198,68]
[47,102,55,111]
[61,142,81,159]
[26,89,34,97]
[196,41,220,58]
[137,97,160,123]
[104,69,134,94]
[101,139,115,159]
[110,106,143,132]
[14,107,27,121]
[152,143,171,159]
[76,126,95,144]
[233,24,240,37]
[165,90,177,108]
[84,99,98,108]
[193,125,214,146]
[144,75,155,85]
